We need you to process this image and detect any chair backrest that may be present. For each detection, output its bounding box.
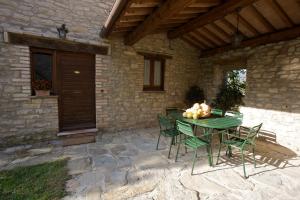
[166,107,179,116]
[225,111,243,120]
[246,123,263,145]
[158,114,175,130]
[211,108,223,116]
[176,120,194,137]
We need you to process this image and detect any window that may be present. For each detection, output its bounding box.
[143,57,165,91]
[226,69,247,95]
[30,48,55,94]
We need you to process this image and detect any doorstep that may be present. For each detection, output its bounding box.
[57,128,98,146]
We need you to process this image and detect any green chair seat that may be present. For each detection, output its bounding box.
[216,123,263,178]
[222,138,246,148]
[157,114,180,159]
[184,137,208,149]
[175,120,211,175]
[161,128,178,137]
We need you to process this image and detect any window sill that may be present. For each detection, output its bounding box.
[30,95,58,99]
[142,90,165,93]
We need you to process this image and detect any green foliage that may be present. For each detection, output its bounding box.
[0,159,69,200]
[185,85,205,107]
[213,70,246,114]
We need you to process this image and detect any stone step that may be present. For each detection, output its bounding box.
[57,128,98,146]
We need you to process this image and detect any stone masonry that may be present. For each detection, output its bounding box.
[96,34,200,131]
[0,0,201,146]
[199,37,300,152]
[0,43,58,147]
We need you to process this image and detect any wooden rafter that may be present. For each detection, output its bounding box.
[168,0,258,39]
[266,0,294,27]
[200,25,300,57]
[181,36,205,49]
[200,27,226,45]
[209,23,231,42]
[189,31,214,48]
[124,0,195,45]
[248,5,275,32]
[194,29,218,46]
[226,13,259,36]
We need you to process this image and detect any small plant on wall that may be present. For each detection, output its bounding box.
[213,70,246,114]
[185,85,205,107]
[32,80,51,96]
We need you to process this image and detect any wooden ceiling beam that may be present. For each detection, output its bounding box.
[209,23,231,42]
[181,36,205,49]
[200,25,300,57]
[248,5,275,32]
[200,27,227,45]
[168,0,257,39]
[124,0,195,45]
[190,0,221,7]
[189,31,214,48]
[226,13,259,36]
[194,29,219,46]
[266,0,294,27]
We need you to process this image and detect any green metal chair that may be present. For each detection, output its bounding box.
[216,123,263,178]
[166,107,179,116]
[211,108,223,116]
[225,111,244,135]
[157,114,180,158]
[175,120,210,175]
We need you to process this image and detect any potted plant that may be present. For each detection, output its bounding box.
[32,80,51,96]
[185,85,205,107]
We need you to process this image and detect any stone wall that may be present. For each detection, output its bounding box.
[199,38,300,152]
[96,34,201,131]
[0,43,58,147]
[0,0,201,145]
[0,0,113,45]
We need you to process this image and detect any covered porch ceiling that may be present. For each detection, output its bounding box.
[101,0,300,57]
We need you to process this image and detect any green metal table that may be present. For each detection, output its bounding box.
[171,113,242,166]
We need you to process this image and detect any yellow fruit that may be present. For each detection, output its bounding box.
[192,103,200,110]
[187,112,193,119]
[197,109,202,115]
[193,113,198,120]
[182,112,187,117]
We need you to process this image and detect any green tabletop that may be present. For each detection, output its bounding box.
[181,117,242,129]
[169,112,242,129]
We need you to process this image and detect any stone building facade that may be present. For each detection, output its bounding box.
[0,0,299,152]
[0,0,200,147]
[199,38,300,151]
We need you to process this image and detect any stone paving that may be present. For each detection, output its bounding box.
[1,127,300,200]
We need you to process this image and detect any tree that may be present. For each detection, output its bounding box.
[213,70,246,114]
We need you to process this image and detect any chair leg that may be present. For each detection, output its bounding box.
[175,139,181,162]
[184,135,188,154]
[253,147,256,168]
[168,137,174,159]
[206,144,212,166]
[228,146,232,157]
[241,150,248,178]
[156,133,161,150]
[191,149,197,175]
[216,143,222,165]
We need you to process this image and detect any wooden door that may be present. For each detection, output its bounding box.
[57,52,96,131]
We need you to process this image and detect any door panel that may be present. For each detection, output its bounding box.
[57,52,96,131]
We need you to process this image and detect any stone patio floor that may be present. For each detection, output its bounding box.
[1,127,300,200]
